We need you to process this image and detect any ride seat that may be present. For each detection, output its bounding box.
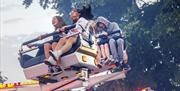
[20,54,45,68]
[20,35,97,79]
[19,35,96,69]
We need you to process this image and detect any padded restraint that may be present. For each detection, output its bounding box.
[77,45,97,58]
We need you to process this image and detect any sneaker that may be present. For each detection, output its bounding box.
[114,61,120,67]
[102,57,114,65]
[96,64,102,68]
[54,66,62,72]
[49,50,59,62]
[100,58,107,65]
[122,63,131,71]
[44,57,57,66]
[106,57,115,65]
[48,66,54,73]
[112,62,131,73]
[111,66,122,73]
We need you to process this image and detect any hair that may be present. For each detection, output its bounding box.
[78,5,94,20]
[54,16,66,28]
[85,20,96,35]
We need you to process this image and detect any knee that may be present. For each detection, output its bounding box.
[44,43,51,48]
[117,38,124,44]
[123,51,128,63]
[109,39,116,47]
[52,42,57,46]
[52,42,57,49]
[100,44,104,48]
[109,39,116,44]
[99,45,104,50]
[68,37,77,43]
[59,38,66,42]
[104,43,109,47]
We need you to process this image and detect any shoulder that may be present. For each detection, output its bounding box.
[96,16,110,28]
[108,22,120,31]
[76,17,89,29]
[111,22,120,30]
[77,17,88,23]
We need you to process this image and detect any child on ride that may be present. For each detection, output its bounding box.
[94,17,114,63]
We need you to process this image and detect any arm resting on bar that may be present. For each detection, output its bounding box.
[22,31,60,45]
[64,24,76,31]
[108,30,124,38]
[108,30,120,35]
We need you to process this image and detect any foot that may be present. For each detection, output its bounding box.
[49,50,60,62]
[122,63,131,71]
[112,62,131,72]
[105,57,115,65]
[48,66,54,73]
[96,64,102,68]
[112,61,123,72]
[44,57,57,66]
[114,61,120,67]
[100,57,107,65]
[54,66,62,72]
[111,66,122,73]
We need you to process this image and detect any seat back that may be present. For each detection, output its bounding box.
[20,54,45,68]
[19,46,45,68]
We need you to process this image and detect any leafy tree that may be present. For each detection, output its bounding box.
[22,0,180,90]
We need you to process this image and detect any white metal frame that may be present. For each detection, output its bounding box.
[42,70,126,91]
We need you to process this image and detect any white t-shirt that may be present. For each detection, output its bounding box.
[67,17,89,36]
[69,18,88,35]
[75,17,89,31]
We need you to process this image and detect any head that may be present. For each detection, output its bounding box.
[70,5,93,23]
[96,22,107,32]
[95,16,110,32]
[52,16,66,29]
[70,9,80,23]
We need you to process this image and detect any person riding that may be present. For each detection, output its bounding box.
[44,5,94,66]
[93,16,130,70]
[107,21,130,70]
[27,16,66,61]
[94,16,113,63]
[41,16,66,62]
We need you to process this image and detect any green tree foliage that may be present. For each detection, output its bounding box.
[22,0,180,90]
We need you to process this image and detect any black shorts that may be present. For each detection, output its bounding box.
[112,35,121,40]
[61,35,81,56]
[48,35,61,44]
[97,38,109,45]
